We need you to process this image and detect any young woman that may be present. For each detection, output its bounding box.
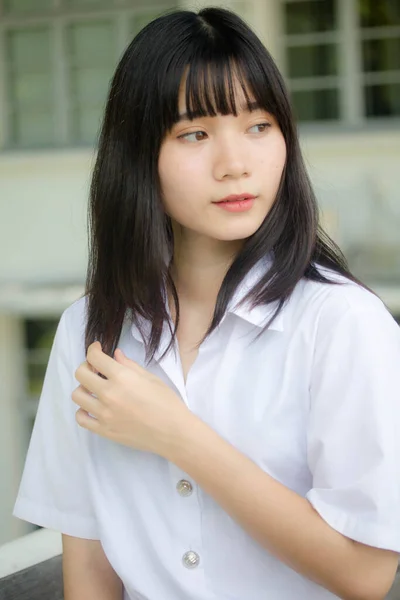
[13,7,400,600]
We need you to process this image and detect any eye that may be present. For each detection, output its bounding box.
[248,123,271,134]
[178,131,208,143]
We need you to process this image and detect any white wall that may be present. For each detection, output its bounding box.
[301,128,400,249]
[0,130,399,299]
[0,150,92,286]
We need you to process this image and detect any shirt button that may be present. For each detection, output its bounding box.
[176,479,193,497]
[182,551,200,569]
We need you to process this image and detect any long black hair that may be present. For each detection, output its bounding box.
[85,7,368,363]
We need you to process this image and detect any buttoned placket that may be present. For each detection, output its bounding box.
[159,339,207,591]
[130,316,210,594]
[164,321,231,598]
[131,307,233,598]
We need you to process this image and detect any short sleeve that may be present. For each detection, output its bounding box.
[306,291,400,553]
[13,305,99,539]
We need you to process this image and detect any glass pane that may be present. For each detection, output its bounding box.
[24,319,57,397]
[362,38,400,72]
[25,319,58,349]
[72,106,103,144]
[359,0,400,28]
[10,110,56,146]
[27,362,48,396]
[291,88,339,121]
[287,43,337,77]
[365,83,400,116]
[7,28,51,71]
[4,0,52,12]
[67,0,111,5]
[10,72,53,108]
[70,67,111,106]
[284,0,336,34]
[7,29,55,146]
[231,1,247,19]
[131,10,166,37]
[68,21,116,67]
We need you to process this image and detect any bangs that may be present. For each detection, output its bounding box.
[162,49,282,130]
[185,58,255,119]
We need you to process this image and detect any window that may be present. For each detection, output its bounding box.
[283,0,400,123]
[283,0,340,122]
[67,19,117,143]
[24,318,59,426]
[130,7,170,37]
[4,0,53,12]
[360,0,400,118]
[1,0,177,149]
[6,26,56,146]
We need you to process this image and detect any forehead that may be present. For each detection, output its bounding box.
[176,62,258,119]
[179,75,255,109]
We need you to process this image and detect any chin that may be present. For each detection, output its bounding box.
[210,222,262,241]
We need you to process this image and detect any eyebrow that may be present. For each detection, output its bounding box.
[177,101,264,123]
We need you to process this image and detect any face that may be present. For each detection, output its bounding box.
[158,76,287,245]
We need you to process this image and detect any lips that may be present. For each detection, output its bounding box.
[214,194,256,203]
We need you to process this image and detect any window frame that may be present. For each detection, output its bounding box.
[0,0,176,150]
[22,315,59,421]
[280,0,400,129]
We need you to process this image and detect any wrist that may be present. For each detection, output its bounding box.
[165,408,206,465]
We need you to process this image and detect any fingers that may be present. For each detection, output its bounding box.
[114,348,149,378]
[113,348,125,363]
[86,342,123,380]
[75,361,109,396]
[75,407,101,432]
[71,385,100,417]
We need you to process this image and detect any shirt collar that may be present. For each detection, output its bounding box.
[226,256,285,331]
[131,254,285,343]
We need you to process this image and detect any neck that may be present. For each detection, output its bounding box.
[169,227,243,309]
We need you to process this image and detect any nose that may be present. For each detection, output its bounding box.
[212,136,250,181]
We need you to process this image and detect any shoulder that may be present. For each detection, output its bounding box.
[293,265,392,321]
[58,296,132,356]
[61,295,88,328]
[288,265,399,347]
[55,296,88,361]
[61,296,88,325]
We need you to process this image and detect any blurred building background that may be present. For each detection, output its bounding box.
[0,0,399,545]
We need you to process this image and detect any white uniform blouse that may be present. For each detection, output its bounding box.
[13,261,400,600]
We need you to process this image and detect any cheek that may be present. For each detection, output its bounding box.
[159,143,206,197]
[158,150,200,220]
[277,139,287,172]
[158,146,174,189]
[159,161,191,199]
[158,150,181,208]
[260,139,287,182]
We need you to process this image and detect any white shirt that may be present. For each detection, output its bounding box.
[13,260,400,600]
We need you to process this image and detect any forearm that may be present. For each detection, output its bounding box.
[62,536,123,600]
[167,414,387,600]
